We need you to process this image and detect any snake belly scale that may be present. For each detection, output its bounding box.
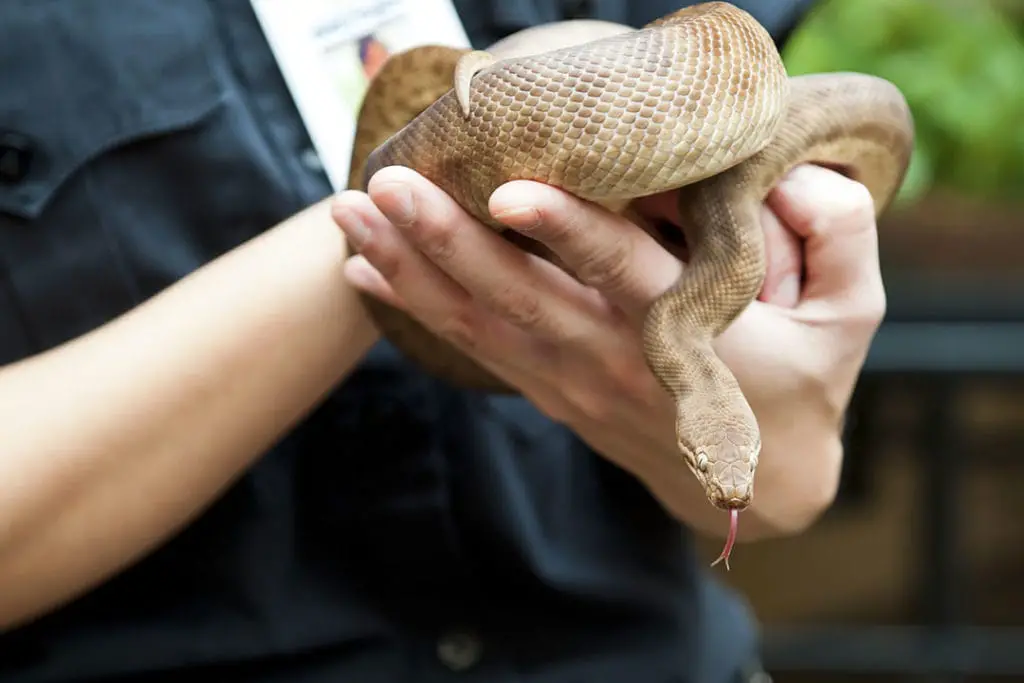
[347,2,914,566]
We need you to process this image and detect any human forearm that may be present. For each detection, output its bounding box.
[0,199,379,629]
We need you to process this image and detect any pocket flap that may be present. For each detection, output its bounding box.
[0,1,226,220]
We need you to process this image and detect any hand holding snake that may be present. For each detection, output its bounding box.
[337,2,914,566]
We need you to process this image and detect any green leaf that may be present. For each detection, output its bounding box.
[782,0,1024,202]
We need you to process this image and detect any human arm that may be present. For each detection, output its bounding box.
[329,164,883,542]
[0,198,379,629]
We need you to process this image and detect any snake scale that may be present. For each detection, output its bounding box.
[347,2,914,567]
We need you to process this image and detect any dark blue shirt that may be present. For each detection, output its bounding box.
[0,1,813,681]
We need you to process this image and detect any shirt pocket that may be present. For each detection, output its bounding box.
[0,0,227,363]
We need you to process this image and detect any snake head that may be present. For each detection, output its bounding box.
[677,419,761,510]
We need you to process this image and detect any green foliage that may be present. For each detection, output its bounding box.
[782,0,1024,203]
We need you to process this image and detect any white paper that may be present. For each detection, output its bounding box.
[251,0,472,190]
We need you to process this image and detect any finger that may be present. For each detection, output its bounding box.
[347,250,567,381]
[331,190,482,348]
[634,188,803,308]
[332,189,467,306]
[367,167,607,343]
[342,254,406,309]
[766,164,885,323]
[757,203,804,308]
[332,189,562,373]
[489,181,682,314]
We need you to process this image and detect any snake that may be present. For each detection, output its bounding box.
[346,1,915,568]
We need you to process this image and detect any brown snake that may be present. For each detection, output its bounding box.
[347,2,915,567]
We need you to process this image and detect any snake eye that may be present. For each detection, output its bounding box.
[696,453,709,472]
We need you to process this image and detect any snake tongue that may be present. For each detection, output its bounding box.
[709,509,739,571]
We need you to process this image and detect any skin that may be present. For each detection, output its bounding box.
[0,201,377,629]
[333,162,884,544]
[0,163,879,629]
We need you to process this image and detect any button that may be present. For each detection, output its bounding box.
[299,148,323,173]
[437,629,483,672]
[0,131,35,184]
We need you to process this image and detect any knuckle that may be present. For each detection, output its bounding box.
[833,180,876,228]
[539,200,586,245]
[415,220,459,263]
[603,352,657,403]
[847,277,888,331]
[786,471,841,535]
[791,350,856,426]
[856,295,887,330]
[436,308,480,351]
[361,241,402,282]
[566,385,613,424]
[848,177,876,207]
[492,286,548,331]
[574,234,634,292]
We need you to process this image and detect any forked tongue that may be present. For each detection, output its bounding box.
[710,509,738,571]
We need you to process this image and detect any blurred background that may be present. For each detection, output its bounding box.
[693,0,1024,681]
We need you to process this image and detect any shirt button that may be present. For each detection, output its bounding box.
[436,629,483,672]
[0,131,35,184]
[299,148,324,173]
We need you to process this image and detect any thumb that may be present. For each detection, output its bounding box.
[766,164,886,324]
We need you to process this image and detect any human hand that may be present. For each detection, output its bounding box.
[632,164,885,536]
[330,163,883,539]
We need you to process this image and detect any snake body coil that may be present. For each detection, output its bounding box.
[348,2,914,563]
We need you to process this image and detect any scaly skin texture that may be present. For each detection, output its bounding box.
[347,2,915,533]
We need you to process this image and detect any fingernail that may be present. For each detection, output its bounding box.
[493,206,541,230]
[380,182,416,226]
[335,207,371,248]
[776,274,801,307]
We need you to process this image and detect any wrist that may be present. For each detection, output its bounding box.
[275,198,383,356]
